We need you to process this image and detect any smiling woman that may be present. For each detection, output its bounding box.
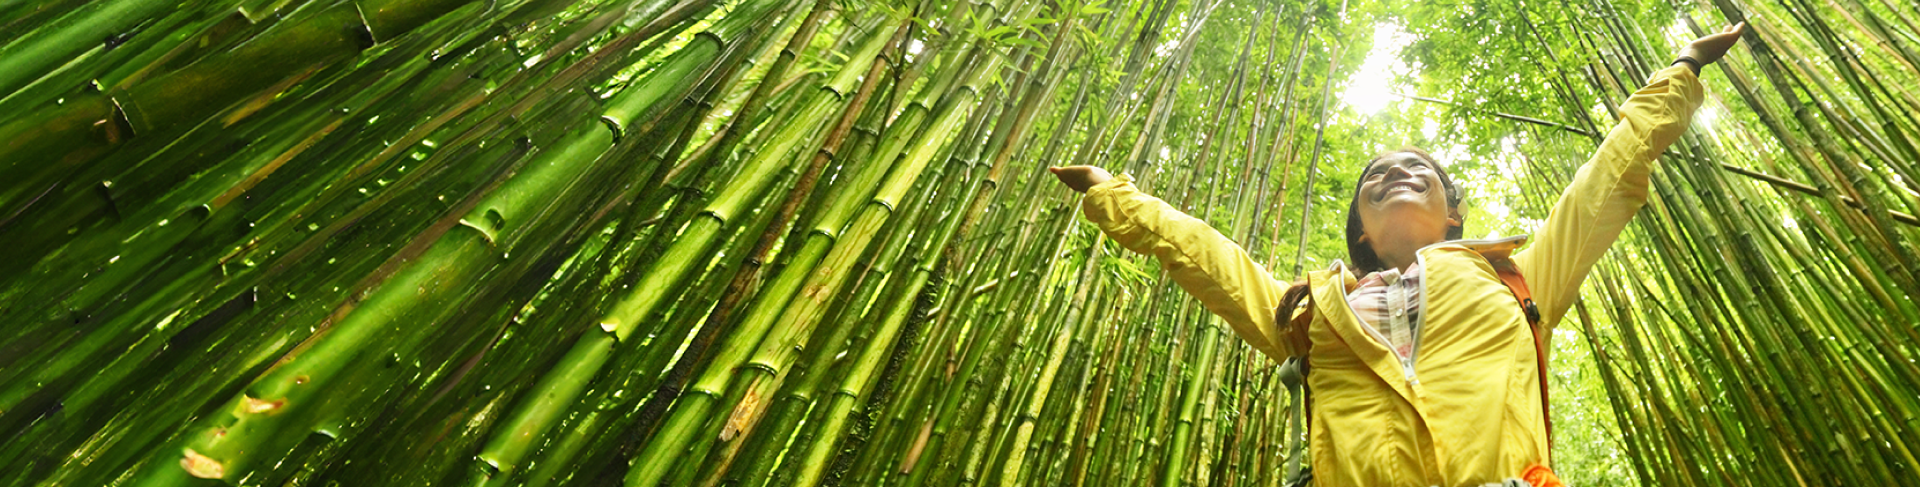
[1049,22,1748,487]
[1348,147,1464,275]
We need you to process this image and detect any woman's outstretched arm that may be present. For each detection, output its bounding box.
[1514,23,1745,330]
[1052,166,1298,361]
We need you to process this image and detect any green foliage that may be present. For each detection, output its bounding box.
[2,0,1917,485]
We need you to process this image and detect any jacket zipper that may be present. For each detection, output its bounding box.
[1392,235,1529,386]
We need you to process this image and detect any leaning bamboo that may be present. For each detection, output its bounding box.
[116,6,788,476]
[470,11,891,481]
[620,20,1002,487]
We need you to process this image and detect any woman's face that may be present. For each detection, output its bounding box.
[1356,152,1455,248]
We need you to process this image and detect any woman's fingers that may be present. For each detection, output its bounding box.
[1716,22,1745,43]
[1050,166,1087,192]
[1682,22,1746,66]
[1049,166,1112,193]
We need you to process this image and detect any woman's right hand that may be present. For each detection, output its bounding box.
[1679,22,1745,66]
[1049,165,1112,193]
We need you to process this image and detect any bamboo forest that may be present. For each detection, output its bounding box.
[3,0,1920,484]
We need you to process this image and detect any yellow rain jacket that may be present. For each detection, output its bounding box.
[1081,65,1703,486]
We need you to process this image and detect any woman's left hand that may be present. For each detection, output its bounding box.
[1049,166,1113,193]
[1679,22,1746,66]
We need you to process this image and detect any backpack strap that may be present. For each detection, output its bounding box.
[1488,257,1552,456]
[1278,275,1324,487]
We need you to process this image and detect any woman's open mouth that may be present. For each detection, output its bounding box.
[1375,181,1426,201]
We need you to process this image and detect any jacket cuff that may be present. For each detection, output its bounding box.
[1085,173,1134,196]
[1639,63,1707,117]
[1081,173,1136,224]
[1649,63,1699,88]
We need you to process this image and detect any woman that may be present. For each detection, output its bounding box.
[1049,24,1746,487]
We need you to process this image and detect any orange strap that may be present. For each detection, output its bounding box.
[1491,259,1551,456]
[1522,464,1566,487]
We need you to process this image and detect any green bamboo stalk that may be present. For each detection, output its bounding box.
[1067,0,1178,168]
[1066,291,1130,487]
[469,4,891,480]
[998,236,1101,484]
[0,0,583,279]
[126,126,609,485]
[0,0,498,228]
[513,146,807,487]
[0,16,542,439]
[778,243,945,487]
[0,0,174,98]
[772,77,1002,487]
[112,5,787,484]
[5,2,1920,486]
[691,19,921,487]
[624,33,1006,487]
[1159,316,1221,483]
[471,15,859,481]
[745,116,965,487]
[732,173,935,487]
[1289,5,1344,278]
[904,192,1072,487]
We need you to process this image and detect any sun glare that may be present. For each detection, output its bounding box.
[1343,23,1415,115]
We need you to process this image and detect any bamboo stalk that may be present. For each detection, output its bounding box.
[470,9,888,481]
[621,21,1004,487]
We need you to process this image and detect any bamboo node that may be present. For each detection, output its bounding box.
[456,209,506,245]
[181,448,225,479]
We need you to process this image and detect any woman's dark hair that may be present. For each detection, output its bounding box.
[1343,147,1463,275]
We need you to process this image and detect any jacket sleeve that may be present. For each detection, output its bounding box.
[1513,64,1704,330]
[1082,174,1294,361]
